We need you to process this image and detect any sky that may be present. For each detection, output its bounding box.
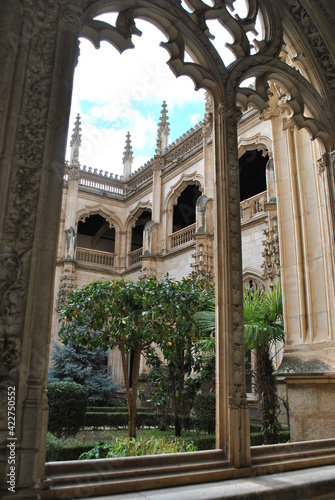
[66,1,255,176]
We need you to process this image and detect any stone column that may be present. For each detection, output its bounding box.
[282,117,308,341]
[214,101,250,467]
[0,1,83,498]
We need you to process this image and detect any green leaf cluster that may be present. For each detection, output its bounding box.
[244,282,284,352]
[79,436,197,460]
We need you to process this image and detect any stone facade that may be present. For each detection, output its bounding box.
[0,1,334,498]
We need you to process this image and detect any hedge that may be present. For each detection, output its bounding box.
[85,411,174,429]
[46,433,92,462]
[48,382,87,438]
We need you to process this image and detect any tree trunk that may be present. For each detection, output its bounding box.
[169,368,182,437]
[129,346,142,438]
[255,345,278,444]
[120,344,131,420]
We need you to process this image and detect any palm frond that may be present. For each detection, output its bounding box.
[194,300,215,335]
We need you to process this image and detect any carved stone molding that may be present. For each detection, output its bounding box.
[56,267,77,312]
[68,164,81,180]
[284,0,335,97]
[0,336,22,384]
[218,103,243,124]
[262,214,281,282]
[317,152,329,175]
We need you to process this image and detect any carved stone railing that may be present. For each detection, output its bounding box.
[79,166,124,194]
[164,124,203,165]
[128,161,154,189]
[170,224,196,250]
[240,191,267,223]
[76,247,115,267]
[64,163,124,195]
[128,248,142,266]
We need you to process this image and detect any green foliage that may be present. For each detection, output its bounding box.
[59,274,214,439]
[243,282,285,444]
[192,393,216,434]
[151,273,215,436]
[59,277,171,352]
[194,283,285,445]
[244,283,285,352]
[79,436,197,460]
[59,276,176,438]
[48,340,119,406]
[85,410,170,429]
[47,382,88,438]
[142,365,173,413]
[46,432,92,462]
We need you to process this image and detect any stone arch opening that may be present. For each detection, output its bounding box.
[77,213,116,252]
[239,149,268,201]
[131,209,152,252]
[173,183,202,232]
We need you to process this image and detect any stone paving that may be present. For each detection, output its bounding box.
[87,464,335,499]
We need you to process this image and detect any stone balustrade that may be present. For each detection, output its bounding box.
[240,191,267,223]
[128,248,143,266]
[76,247,115,266]
[164,124,203,165]
[128,161,154,188]
[170,224,196,250]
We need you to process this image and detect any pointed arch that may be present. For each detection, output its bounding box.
[238,133,272,159]
[76,205,123,231]
[164,172,204,213]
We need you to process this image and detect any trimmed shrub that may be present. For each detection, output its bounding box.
[85,411,128,428]
[192,435,215,450]
[192,393,215,434]
[85,410,174,429]
[48,382,87,437]
[46,432,92,462]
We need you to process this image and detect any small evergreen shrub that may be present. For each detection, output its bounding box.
[48,341,119,406]
[48,382,87,437]
[192,393,216,434]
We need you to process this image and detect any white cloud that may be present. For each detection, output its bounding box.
[67,17,206,173]
[189,113,202,125]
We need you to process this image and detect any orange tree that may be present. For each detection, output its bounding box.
[59,277,171,438]
[148,274,215,437]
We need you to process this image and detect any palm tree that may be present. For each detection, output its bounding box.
[194,283,285,444]
[244,283,285,444]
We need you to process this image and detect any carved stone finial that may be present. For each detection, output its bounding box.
[123,132,133,180]
[156,101,170,154]
[69,114,81,178]
[70,113,82,148]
